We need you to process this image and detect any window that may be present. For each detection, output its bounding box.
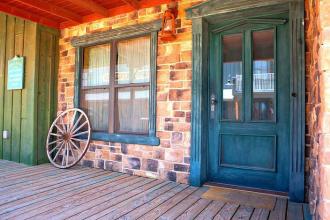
[74,29,159,146]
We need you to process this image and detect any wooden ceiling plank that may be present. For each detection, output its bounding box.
[121,0,140,9]
[67,0,109,17]
[15,0,82,23]
[60,0,173,29]
[0,2,60,29]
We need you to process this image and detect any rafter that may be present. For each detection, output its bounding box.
[0,2,59,29]
[15,0,82,23]
[121,0,140,10]
[67,0,109,17]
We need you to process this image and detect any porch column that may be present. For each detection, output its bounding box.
[190,17,209,186]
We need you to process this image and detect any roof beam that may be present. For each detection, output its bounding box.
[0,2,60,29]
[15,0,82,23]
[121,0,140,9]
[67,0,109,17]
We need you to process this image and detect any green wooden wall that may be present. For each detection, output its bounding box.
[0,12,59,165]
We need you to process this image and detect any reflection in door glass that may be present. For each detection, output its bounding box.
[252,30,275,121]
[222,34,243,120]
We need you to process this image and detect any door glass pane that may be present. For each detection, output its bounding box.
[252,30,275,121]
[116,36,150,84]
[115,86,149,134]
[222,34,243,120]
[80,88,110,132]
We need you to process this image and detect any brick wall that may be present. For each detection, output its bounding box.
[305,0,330,219]
[58,0,203,184]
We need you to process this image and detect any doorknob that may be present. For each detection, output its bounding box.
[210,94,217,112]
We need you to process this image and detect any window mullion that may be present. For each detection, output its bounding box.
[109,41,117,133]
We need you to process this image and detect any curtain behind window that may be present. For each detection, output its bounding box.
[81,44,111,131]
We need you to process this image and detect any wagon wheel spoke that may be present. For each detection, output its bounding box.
[69,110,77,131]
[71,138,88,143]
[59,115,67,133]
[72,131,89,138]
[68,143,77,161]
[69,139,83,154]
[49,140,63,154]
[48,139,63,146]
[66,143,70,166]
[72,120,88,135]
[50,133,62,137]
[54,123,65,134]
[53,142,65,162]
[70,114,84,133]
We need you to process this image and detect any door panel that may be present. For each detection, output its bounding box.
[208,15,290,192]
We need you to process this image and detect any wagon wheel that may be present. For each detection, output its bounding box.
[46,108,91,168]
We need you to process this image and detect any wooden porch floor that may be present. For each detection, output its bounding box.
[0,160,310,220]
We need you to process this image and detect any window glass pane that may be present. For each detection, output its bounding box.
[115,87,149,134]
[252,30,275,121]
[222,33,243,120]
[82,44,111,87]
[80,88,110,131]
[116,36,150,84]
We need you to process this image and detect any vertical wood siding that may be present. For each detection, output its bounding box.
[0,12,58,165]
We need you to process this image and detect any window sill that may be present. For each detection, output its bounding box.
[92,132,160,146]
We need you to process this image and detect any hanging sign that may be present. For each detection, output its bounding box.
[7,56,25,90]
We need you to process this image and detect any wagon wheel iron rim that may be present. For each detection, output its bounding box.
[46,108,91,169]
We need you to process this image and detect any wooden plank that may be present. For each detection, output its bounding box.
[303,204,312,220]
[0,166,93,190]
[0,164,55,179]
[30,178,156,219]
[121,0,140,9]
[66,180,166,220]
[160,187,210,220]
[0,167,98,205]
[213,203,240,220]
[269,198,288,220]
[195,200,226,220]
[138,186,199,220]
[0,173,127,219]
[16,0,82,23]
[97,182,178,219]
[0,3,60,29]
[286,202,303,220]
[11,17,24,163]
[2,15,15,161]
[66,0,109,17]
[0,14,6,159]
[176,199,212,220]
[119,184,189,219]
[232,205,254,220]
[250,208,270,220]
[36,30,52,164]
[20,20,38,165]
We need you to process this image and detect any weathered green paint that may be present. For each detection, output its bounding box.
[0,12,59,165]
[36,28,59,164]
[20,20,38,165]
[209,17,290,192]
[190,17,209,186]
[11,18,24,163]
[3,15,15,161]
[187,0,305,202]
[0,13,6,159]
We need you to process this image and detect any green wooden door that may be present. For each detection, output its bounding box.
[208,15,290,192]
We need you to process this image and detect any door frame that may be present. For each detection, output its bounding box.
[186,0,305,202]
